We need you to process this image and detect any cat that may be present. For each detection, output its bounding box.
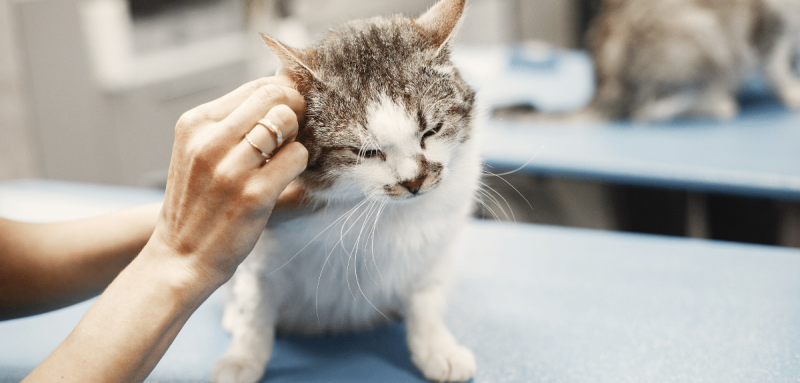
[571,0,800,122]
[210,0,480,382]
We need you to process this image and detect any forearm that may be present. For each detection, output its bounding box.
[23,240,223,383]
[0,203,162,319]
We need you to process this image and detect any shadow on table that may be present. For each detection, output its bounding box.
[263,322,427,382]
[0,368,28,383]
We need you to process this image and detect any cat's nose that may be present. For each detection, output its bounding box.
[399,176,426,195]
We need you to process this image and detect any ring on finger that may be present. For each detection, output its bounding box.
[244,133,269,160]
[255,118,284,147]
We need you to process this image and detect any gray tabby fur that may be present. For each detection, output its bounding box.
[211,1,481,382]
[581,0,800,122]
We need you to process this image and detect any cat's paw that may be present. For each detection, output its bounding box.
[210,355,266,383]
[779,85,800,109]
[411,342,476,382]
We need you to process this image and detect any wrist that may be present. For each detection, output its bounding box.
[136,239,229,305]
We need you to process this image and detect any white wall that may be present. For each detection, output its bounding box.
[0,0,39,180]
[518,0,580,48]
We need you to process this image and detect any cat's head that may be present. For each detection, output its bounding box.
[262,0,475,203]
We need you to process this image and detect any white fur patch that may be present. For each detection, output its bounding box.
[365,94,417,149]
[365,94,424,182]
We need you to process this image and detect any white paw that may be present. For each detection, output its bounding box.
[412,342,476,382]
[210,355,266,383]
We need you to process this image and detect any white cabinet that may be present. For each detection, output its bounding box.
[14,0,248,187]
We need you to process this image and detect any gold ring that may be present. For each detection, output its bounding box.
[244,133,268,159]
[256,118,284,147]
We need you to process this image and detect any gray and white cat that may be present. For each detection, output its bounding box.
[579,0,800,122]
[211,0,480,382]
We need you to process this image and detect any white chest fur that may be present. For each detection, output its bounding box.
[234,139,481,335]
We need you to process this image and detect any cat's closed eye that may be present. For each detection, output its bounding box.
[350,147,385,161]
[421,122,443,148]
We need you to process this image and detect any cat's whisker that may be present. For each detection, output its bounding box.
[480,144,543,177]
[355,200,377,277]
[317,232,348,324]
[269,196,371,276]
[345,198,379,295]
[354,253,391,323]
[339,198,371,256]
[368,200,387,284]
[481,170,535,212]
[349,202,392,322]
[473,195,504,221]
[338,197,377,300]
[316,197,376,323]
[360,199,385,287]
[473,196,502,221]
[476,182,515,222]
[473,180,512,221]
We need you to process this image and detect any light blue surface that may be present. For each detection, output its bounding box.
[478,99,800,201]
[454,45,800,201]
[2,180,800,382]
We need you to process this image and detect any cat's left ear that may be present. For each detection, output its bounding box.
[261,33,320,92]
[414,0,466,52]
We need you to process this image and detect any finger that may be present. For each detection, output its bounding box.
[218,84,304,142]
[255,142,308,204]
[274,180,310,212]
[193,76,297,122]
[256,104,300,152]
[228,104,300,168]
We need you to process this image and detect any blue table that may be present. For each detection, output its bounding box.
[454,44,800,202]
[477,99,800,202]
[2,180,800,382]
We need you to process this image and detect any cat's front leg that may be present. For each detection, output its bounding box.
[212,269,276,383]
[404,282,476,382]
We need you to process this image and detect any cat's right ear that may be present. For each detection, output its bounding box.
[415,0,466,52]
[260,33,319,91]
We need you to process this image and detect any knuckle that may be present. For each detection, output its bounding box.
[271,104,298,128]
[285,142,309,169]
[209,164,242,194]
[177,107,208,130]
[284,87,304,103]
[244,78,270,96]
[212,168,237,187]
[240,184,265,206]
[184,131,224,167]
[254,84,287,105]
[186,141,214,169]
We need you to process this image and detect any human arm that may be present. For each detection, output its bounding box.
[0,185,305,321]
[21,75,308,383]
[0,203,161,320]
[0,179,306,321]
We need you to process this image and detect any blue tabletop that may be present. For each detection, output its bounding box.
[2,180,800,382]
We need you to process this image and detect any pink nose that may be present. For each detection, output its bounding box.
[400,176,426,195]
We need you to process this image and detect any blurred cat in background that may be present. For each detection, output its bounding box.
[212,0,480,382]
[578,0,800,122]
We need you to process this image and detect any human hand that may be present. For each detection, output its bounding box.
[274,180,309,212]
[148,76,308,286]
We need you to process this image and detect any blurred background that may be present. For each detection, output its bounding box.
[0,0,591,185]
[1,0,797,247]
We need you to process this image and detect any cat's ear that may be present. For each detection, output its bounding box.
[414,0,466,50]
[260,33,319,91]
